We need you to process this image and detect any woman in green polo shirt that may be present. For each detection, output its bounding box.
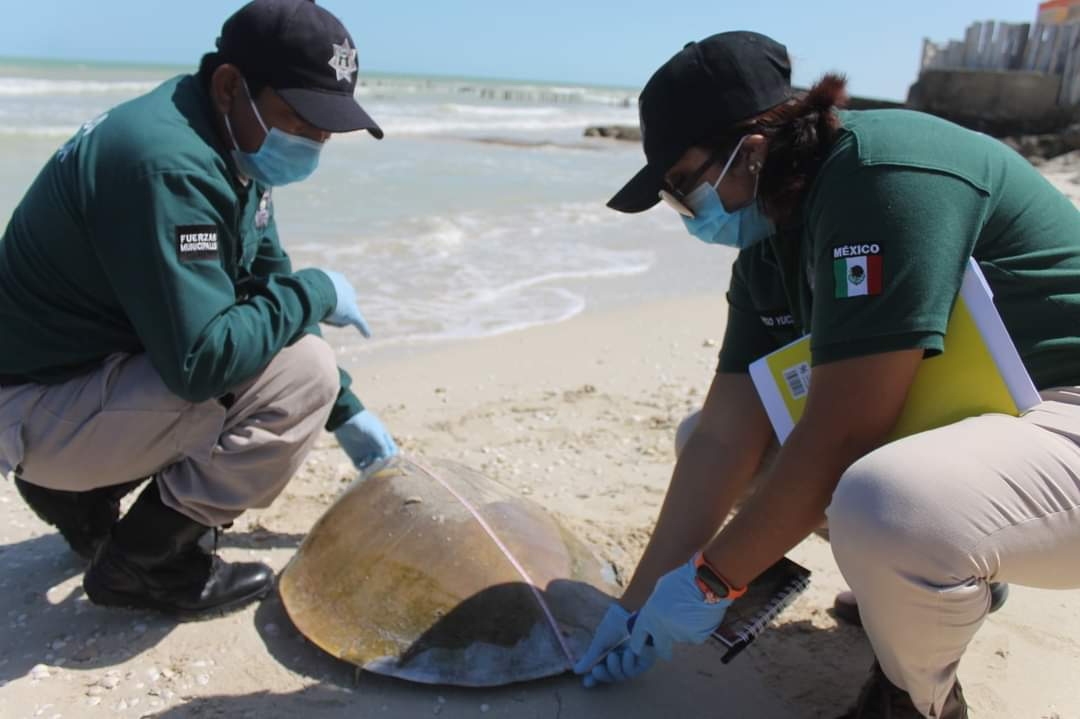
[573,31,1080,719]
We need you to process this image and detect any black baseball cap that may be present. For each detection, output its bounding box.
[217,0,383,137]
[608,31,793,213]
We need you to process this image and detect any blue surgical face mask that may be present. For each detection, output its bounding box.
[224,83,324,187]
[680,136,775,249]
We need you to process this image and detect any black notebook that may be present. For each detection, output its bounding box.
[709,556,811,663]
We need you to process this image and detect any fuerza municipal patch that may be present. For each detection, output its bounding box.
[176,225,219,262]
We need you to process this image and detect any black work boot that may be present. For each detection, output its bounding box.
[14,476,144,559]
[838,663,968,719]
[83,481,273,618]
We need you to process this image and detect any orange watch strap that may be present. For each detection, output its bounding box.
[693,551,748,600]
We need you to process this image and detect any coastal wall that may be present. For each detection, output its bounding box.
[907,68,1074,134]
[584,92,904,143]
[583,76,1078,158]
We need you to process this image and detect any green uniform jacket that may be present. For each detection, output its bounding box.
[0,74,363,429]
[720,109,1080,390]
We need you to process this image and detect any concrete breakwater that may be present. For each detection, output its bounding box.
[907,68,1079,136]
[583,91,903,145]
[583,85,1080,162]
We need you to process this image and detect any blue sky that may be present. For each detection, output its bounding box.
[1,1,1038,100]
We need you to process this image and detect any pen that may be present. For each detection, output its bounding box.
[582,612,651,673]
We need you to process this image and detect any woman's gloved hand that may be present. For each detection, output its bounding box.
[628,556,733,661]
[573,603,657,688]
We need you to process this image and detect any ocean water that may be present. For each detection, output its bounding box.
[0,59,737,362]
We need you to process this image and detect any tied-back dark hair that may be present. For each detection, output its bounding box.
[715,73,849,226]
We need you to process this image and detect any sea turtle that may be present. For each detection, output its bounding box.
[278,455,619,686]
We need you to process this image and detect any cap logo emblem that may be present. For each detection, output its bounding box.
[328,38,358,83]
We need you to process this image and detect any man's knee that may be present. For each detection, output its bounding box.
[282,335,339,408]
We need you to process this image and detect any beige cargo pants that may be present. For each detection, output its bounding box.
[0,335,339,527]
[677,388,1080,717]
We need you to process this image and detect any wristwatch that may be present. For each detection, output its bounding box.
[693,551,747,603]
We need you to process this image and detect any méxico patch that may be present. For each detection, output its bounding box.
[832,243,882,298]
[176,225,219,262]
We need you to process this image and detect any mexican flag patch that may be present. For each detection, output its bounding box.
[833,255,882,298]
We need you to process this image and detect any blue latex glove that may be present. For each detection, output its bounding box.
[334,409,399,473]
[629,557,734,661]
[318,269,371,338]
[573,604,657,688]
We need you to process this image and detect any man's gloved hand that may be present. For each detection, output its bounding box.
[317,269,371,337]
[628,556,733,661]
[334,409,399,473]
[573,603,657,688]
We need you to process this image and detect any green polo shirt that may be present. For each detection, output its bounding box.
[0,74,363,428]
[719,109,1080,390]
[718,235,804,373]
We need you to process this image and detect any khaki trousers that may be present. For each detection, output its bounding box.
[827,389,1080,716]
[0,335,339,526]
[679,389,1080,717]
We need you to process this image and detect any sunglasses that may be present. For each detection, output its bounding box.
[657,137,747,218]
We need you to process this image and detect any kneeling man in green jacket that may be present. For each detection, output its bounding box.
[0,0,397,617]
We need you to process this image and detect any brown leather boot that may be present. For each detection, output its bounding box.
[838,663,968,718]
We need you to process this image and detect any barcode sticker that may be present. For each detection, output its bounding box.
[782,362,811,399]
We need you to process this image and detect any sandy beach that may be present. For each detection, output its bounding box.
[3,159,1080,719]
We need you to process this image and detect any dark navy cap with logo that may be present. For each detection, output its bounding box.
[608,31,793,213]
[217,0,383,137]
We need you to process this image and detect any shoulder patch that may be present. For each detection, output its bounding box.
[833,245,883,299]
[176,225,219,262]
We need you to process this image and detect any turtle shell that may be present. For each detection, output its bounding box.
[278,455,618,686]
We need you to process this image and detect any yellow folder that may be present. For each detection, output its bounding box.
[749,258,1042,443]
